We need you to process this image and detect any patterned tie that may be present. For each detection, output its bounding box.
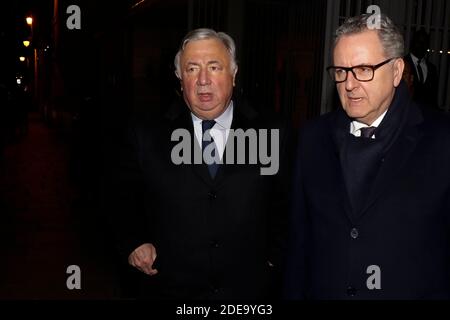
[360,126,376,139]
[202,120,219,178]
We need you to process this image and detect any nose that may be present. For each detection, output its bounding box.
[344,70,359,92]
[197,68,211,86]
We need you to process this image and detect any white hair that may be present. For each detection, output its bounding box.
[174,28,237,79]
[334,13,404,59]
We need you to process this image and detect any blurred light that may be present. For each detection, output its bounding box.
[16,79,22,85]
[440,50,443,54]
[131,0,146,9]
[26,17,33,25]
[427,49,430,52]
[23,40,30,47]
[19,56,26,62]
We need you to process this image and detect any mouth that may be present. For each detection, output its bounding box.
[198,93,213,102]
[348,96,363,102]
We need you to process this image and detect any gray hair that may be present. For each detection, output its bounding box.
[174,28,237,79]
[334,13,404,59]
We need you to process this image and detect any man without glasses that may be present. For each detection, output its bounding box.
[106,28,290,299]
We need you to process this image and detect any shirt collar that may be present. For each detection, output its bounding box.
[350,109,388,136]
[191,100,234,130]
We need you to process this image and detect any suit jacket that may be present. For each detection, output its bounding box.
[404,53,439,109]
[105,97,290,300]
[285,82,450,299]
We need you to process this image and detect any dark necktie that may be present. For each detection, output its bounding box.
[416,60,424,84]
[202,120,219,178]
[360,126,376,139]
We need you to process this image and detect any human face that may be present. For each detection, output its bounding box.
[179,38,237,120]
[333,30,404,125]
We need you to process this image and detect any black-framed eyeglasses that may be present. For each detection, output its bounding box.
[326,58,397,83]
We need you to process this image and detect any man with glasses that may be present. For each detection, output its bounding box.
[285,13,450,299]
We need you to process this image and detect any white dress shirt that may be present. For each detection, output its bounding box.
[191,101,233,160]
[350,109,388,139]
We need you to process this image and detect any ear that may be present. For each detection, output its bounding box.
[393,58,405,87]
[232,66,238,87]
[175,71,183,90]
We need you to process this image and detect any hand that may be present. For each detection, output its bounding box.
[128,243,158,276]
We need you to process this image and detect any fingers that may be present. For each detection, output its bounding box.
[128,243,159,276]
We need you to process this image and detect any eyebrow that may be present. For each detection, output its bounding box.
[333,61,379,68]
[207,60,222,65]
[186,62,200,67]
[185,60,222,66]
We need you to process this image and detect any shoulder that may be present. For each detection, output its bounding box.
[299,110,337,141]
[232,98,283,130]
[290,111,342,163]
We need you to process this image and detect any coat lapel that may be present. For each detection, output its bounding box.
[165,100,214,186]
[357,103,424,219]
[330,110,357,224]
[212,100,259,187]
